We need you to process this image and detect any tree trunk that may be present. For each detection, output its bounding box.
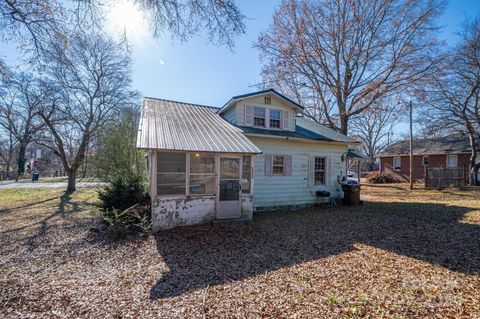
[16,141,28,181]
[67,170,77,193]
[339,114,348,135]
[468,134,477,186]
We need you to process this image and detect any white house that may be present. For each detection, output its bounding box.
[136,89,358,230]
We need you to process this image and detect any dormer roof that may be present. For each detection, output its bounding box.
[217,88,304,115]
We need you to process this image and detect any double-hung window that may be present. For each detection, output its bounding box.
[447,155,458,168]
[314,157,326,185]
[254,107,266,127]
[393,157,401,171]
[189,153,215,195]
[157,152,186,196]
[270,109,281,128]
[422,156,429,166]
[272,156,285,175]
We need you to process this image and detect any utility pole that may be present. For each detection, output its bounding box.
[409,101,413,190]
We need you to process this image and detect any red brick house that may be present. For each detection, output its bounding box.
[379,135,479,182]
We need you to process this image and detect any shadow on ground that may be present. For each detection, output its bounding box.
[150,201,480,299]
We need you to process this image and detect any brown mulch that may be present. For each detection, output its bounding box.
[0,185,479,318]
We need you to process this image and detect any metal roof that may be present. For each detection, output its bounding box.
[136,97,262,154]
[380,134,479,156]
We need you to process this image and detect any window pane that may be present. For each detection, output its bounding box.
[157,173,185,185]
[254,107,266,127]
[254,107,265,117]
[156,152,186,195]
[447,155,457,167]
[394,158,401,169]
[190,153,215,173]
[157,152,186,173]
[254,117,265,127]
[315,157,325,170]
[270,110,281,120]
[314,171,325,185]
[241,156,251,194]
[273,156,284,166]
[189,175,215,194]
[220,157,239,179]
[270,119,280,128]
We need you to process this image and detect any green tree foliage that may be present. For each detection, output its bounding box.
[94,108,146,182]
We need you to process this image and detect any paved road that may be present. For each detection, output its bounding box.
[0,181,107,189]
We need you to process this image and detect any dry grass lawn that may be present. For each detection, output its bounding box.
[1,184,479,318]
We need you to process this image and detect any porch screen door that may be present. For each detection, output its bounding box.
[217,156,241,218]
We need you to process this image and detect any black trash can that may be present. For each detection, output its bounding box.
[32,173,39,181]
[342,184,361,206]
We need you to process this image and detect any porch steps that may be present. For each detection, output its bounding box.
[211,217,252,225]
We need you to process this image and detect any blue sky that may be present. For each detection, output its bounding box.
[2,0,480,109]
[127,0,480,107]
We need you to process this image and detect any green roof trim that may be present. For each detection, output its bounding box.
[229,89,305,110]
[347,149,368,159]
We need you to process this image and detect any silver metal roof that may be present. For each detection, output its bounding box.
[136,97,261,154]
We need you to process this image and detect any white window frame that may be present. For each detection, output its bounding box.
[156,151,187,197]
[314,156,326,185]
[153,151,255,199]
[446,154,458,168]
[269,109,282,129]
[253,107,266,127]
[188,153,216,195]
[272,155,285,175]
[422,155,429,166]
[393,157,401,171]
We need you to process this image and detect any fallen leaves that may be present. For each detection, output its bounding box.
[0,185,480,318]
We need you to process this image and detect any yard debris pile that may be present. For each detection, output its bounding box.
[1,185,479,318]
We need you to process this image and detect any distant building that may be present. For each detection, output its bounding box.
[379,135,479,182]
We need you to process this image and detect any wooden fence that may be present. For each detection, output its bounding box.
[425,167,467,189]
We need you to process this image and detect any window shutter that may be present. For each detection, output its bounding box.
[308,155,314,186]
[284,155,292,176]
[326,157,331,186]
[265,108,270,128]
[282,111,289,129]
[264,154,273,176]
[245,105,253,126]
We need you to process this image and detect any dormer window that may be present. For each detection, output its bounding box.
[254,107,266,127]
[264,96,271,105]
[270,109,281,128]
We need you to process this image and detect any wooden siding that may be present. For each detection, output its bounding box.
[235,95,296,131]
[222,106,237,123]
[249,136,348,208]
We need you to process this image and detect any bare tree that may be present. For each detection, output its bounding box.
[0,73,48,179]
[256,0,445,134]
[420,17,480,185]
[0,0,245,65]
[350,99,399,169]
[37,28,136,192]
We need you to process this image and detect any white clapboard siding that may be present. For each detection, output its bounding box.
[222,106,237,123]
[249,136,347,208]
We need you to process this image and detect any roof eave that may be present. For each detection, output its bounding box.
[217,89,304,115]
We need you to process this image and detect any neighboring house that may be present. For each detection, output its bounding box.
[379,135,479,182]
[137,89,358,230]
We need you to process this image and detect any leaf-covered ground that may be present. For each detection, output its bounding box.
[1,184,479,318]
